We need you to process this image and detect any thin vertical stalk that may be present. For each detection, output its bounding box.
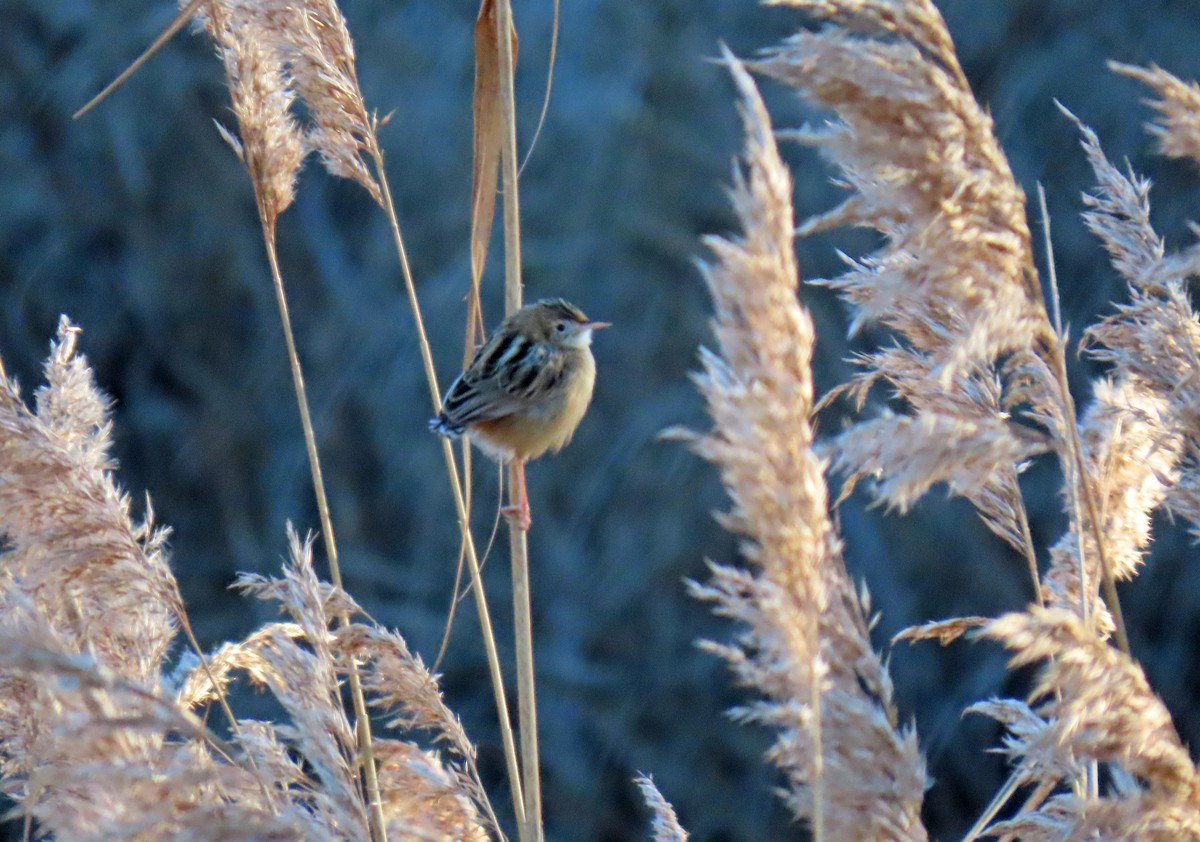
[806,520,824,841]
[365,138,527,832]
[257,214,386,842]
[1034,187,1102,801]
[809,665,824,842]
[996,777,1058,842]
[493,1,544,840]
[442,436,527,833]
[507,463,540,842]
[1017,508,1042,604]
[1036,185,1127,653]
[1070,400,1130,654]
[961,765,1032,842]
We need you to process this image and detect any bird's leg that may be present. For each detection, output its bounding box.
[501,458,532,531]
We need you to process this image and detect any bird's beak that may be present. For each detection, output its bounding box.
[586,321,612,331]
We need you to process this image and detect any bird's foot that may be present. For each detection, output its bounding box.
[500,500,532,532]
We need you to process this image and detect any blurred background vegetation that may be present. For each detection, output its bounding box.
[3,0,1200,838]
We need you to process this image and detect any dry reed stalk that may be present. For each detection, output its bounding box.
[957,66,1200,835]
[72,0,207,120]
[1036,103,1200,631]
[196,1,554,833]
[755,0,1138,654]
[488,0,544,839]
[681,54,926,841]
[758,0,1051,595]
[197,3,388,836]
[369,127,529,842]
[244,0,528,822]
[79,0,532,830]
[974,608,1200,840]
[634,775,689,842]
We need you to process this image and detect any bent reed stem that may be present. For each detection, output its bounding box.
[257,214,387,842]
[366,137,527,833]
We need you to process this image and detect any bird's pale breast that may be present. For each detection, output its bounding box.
[472,349,596,461]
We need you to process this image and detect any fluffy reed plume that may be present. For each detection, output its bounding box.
[0,606,290,840]
[634,775,689,842]
[931,65,1200,835]
[682,55,926,840]
[189,0,381,205]
[828,409,1035,515]
[755,0,1050,566]
[203,1,306,221]
[0,319,291,839]
[176,530,494,840]
[230,530,492,840]
[368,740,486,842]
[1041,381,1179,632]
[1111,62,1200,169]
[697,6,1200,838]
[1075,69,1200,541]
[232,532,372,837]
[277,0,383,204]
[335,622,496,837]
[0,323,492,839]
[975,608,1200,840]
[1037,103,1200,626]
[759,0,1045,364]
[0,318,177,686]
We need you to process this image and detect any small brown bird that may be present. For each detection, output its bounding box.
[430,298,609,529]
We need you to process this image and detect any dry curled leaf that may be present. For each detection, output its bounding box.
[893,616,989,647]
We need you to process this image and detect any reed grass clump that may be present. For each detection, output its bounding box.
[0,321,494,839]
[675,1,1200,839]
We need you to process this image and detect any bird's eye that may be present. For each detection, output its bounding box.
[554,321,567,333]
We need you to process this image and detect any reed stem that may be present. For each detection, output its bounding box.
[493,0,544,838]
[257,214,386,842]
[366,138,527,832]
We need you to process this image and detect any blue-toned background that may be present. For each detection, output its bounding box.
[4,1,1200,838]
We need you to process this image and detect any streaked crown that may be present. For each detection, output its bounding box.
[508,298,590,342]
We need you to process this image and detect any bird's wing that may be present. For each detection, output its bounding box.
[437,334,561,428]
[498,342,567,403]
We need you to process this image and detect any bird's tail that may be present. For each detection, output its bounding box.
[428,414,464,437]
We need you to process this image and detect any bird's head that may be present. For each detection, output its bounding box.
[524,298,610,348]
